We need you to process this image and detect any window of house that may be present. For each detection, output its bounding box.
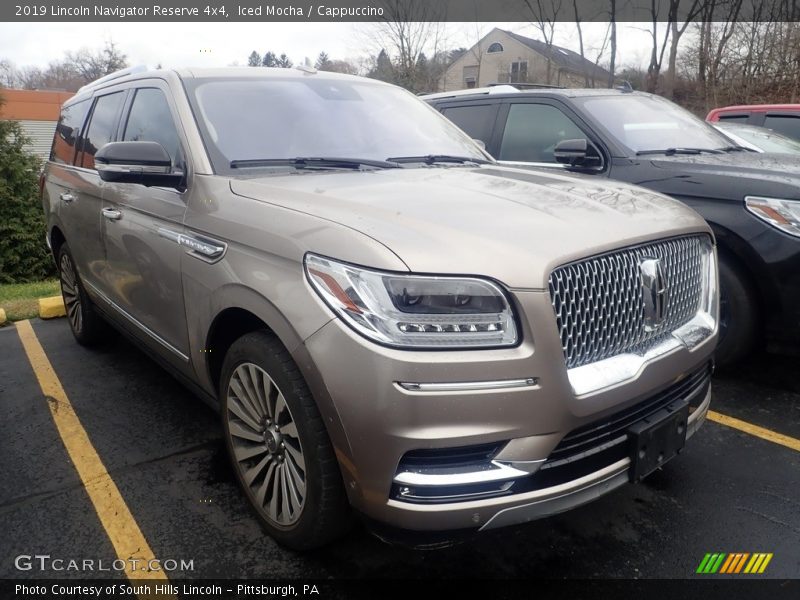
[510,61,528,83]
[487,42,504,53]
[462,65,479,89]
[498,103,585,163]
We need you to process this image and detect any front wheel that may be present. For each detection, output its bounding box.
[220,331,350,550]
[57,243,111,346]
[715,257,759,366]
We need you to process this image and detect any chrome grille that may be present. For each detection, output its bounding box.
[549,235,708,369]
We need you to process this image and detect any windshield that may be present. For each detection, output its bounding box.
[577,94,731,154]
[186,76,487,174]
[717,123,800,155]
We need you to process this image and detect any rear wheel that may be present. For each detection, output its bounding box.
[57,243,111,346]
[220,331,350,549]
[716,257,759,366]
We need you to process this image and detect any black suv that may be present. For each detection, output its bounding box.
[425,86,800,364]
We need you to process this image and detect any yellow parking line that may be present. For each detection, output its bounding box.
[708,410,800,453]
[15,320,174,598]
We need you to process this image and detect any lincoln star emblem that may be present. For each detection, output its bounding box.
[639,258,668,330]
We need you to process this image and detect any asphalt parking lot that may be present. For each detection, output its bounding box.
[1,317,798,581]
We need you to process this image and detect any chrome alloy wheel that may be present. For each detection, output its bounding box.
[226,363,306,526]
[59,252,82,334]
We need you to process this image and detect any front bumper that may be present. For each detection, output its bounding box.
[298,289,717,533]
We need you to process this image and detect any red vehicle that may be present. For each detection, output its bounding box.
[707,104,800,141]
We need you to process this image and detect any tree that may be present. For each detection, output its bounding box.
[326,59,358,75]
[663,0,705,98]
[368,0,447,92]
[65,40,128,84]
[276,53,293,68]
[0,94,53,282]
[525,0,564,85]
[608,0,617,88]
[315,52,332,70]
[0,59,16,88]
[262,52,278,67]
[248,51,262,67]
[368,49,396,83]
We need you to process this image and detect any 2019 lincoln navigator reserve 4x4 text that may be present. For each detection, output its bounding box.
[42,66,718,549]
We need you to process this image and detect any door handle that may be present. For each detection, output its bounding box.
[59,192,76,204]
[101,207,122,221]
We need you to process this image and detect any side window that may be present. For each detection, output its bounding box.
[764,114,800,141]
[498,103,586,163]
[718,114,750,123]
[78,91,126,170]
[50,99,91,165]
[123,88,182,166]
[440,104,498,146]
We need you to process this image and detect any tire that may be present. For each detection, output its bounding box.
[715,257,759,366]
[57,243,111,346]
[220,331,350,550]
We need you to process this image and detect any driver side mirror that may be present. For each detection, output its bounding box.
[554,138,603,170]
[95,141,184,188]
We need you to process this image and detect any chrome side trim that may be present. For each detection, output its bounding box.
[397,378,537,392]
[95,162,171,175]
[158,227,227,263]
[393,459,540,487]
[84,281,189,362]
[567,313,715,397]
[497,160,568,169]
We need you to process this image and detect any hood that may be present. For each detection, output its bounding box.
[649,152,800,196]
[230,166,708,289]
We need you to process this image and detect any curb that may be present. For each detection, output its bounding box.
[39,296,66,319]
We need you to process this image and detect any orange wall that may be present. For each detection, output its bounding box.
[0,89,74,121]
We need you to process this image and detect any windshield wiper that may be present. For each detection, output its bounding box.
[385,154,490,165]
[229,157,401,170]
[635,147,725,156]
[719,145,757,153]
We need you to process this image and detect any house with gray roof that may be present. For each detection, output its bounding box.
[441,28,612,92]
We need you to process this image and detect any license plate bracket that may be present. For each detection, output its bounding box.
[628,400,690,482]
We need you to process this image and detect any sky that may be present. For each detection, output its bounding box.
[0,21,657,73]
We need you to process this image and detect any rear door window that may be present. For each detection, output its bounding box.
[498,103,586,163]
[50,99,91,165]
[77,91,126,170]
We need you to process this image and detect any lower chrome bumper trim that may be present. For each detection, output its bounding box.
[479,385,711,530]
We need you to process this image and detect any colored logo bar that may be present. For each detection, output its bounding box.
[696,553,773,574]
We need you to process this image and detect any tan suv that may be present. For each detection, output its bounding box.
[42,66,718,549]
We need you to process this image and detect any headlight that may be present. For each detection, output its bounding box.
[745,196,800,238]
[699,236,718,325]
[304,254,518,349]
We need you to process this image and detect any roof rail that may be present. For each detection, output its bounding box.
[420,85,521,100]
[488,82,565,90]
[78,65,148,93]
